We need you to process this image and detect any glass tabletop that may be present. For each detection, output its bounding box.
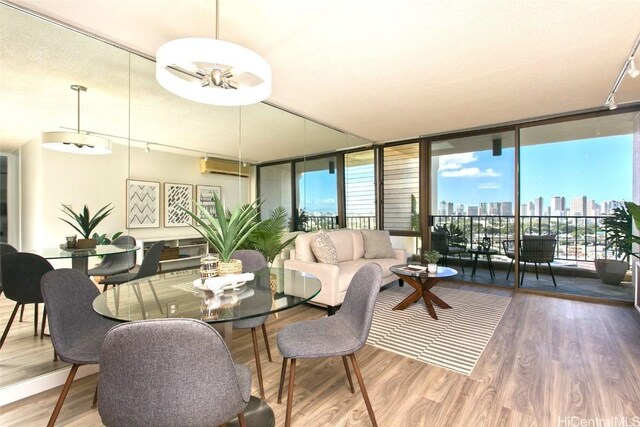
[27,244,138,259]
[390,264,458,278]
[93,267,321,324]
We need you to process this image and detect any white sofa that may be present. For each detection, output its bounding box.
[284,229,406,313]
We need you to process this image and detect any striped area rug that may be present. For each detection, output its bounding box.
[366,286,511,376]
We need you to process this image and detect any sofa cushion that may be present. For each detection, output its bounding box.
[328,230,355,263]
[352,231,365,259]
[310,231,338,265]
[361,230,395,259]
[373,257,404,277]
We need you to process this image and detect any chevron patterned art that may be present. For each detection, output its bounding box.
[127,179,160,228]
[164,183,193,227]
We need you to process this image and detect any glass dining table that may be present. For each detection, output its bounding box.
[92,266,321,427]
[26,244,138,274]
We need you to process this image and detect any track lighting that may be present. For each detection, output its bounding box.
[145,144,151,153]
[607,96,617,110]
[628,58,640,78]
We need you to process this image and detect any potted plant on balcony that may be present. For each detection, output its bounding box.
[181,193,261,275]
[59,203,114,249]
[423,250,441,273]
[595,201,640,285]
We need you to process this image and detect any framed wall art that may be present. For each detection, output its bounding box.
[164,182,193,227]
[196,185,222,220]
[126,179,160,228]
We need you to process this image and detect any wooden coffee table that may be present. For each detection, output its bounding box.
[390,265,458,320]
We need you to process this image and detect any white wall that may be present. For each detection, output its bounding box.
[20,139,251,255]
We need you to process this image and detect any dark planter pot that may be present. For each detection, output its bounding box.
[594,259,629,285]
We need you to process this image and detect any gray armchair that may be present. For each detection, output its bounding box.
[99,318,251,427]
[231,249,271,399]
[41,268,121,426]
[277,263,382,427]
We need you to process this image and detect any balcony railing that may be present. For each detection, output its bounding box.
[433,214,616,262]
[304,214,618,263]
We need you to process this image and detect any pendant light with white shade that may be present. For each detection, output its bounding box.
[156,0,271,106]
[42,85,111,155]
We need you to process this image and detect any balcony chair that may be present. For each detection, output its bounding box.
[98,318,250,427]
[231,249,271,399]
[88,235,137,291]
[503,235,557,287]
[0,253,53,350]
[277,263,382,427]
[430,231,466,274]
[0,242,18,302]
[40,268,121,427]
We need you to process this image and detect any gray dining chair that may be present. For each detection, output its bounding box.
[231,249,271,399]
[99,318,251,427]
[88,235,137,291]
[277,263,382,427]
[0,252,53,350]
[100,239,164,288]
[0,242,18,298]
[40,268,121,427]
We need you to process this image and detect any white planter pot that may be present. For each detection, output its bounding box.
[427,264,438,273]
[594,259,629,285]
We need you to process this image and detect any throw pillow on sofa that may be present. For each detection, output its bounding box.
[361,230,396,259]
[310,231,338,264]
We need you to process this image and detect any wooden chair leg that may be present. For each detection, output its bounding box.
[278,357,288,403]
[261,323,272,362]
[250,327,265,399]
[92,382,98,409]
[102,283,109,292]
[285,359,296,427]
[19,303,24,322]
[34,303,39,336]
[40,306,47,339]
[342,355,355,393]
[47,364,80,427]
[349,353,377,427]
[0,302,20,349]
[237,412,247,427]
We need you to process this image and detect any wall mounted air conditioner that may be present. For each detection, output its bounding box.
[199,158,250,177]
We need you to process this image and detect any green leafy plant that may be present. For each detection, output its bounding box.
[423,250,441,264]
[92,231,124,245]
[602,201,640,262]
[292,208,309,232]
[180,193,261,263]
[434,223,467,247]
[244,207,297,266]
[59,203,114,239]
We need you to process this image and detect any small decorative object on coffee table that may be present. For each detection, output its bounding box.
[390,264,457,320]
[423,250,441,273]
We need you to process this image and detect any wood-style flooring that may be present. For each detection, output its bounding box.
[1,281,640,426]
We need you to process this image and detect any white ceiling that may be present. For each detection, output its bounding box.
[2,0,640,161]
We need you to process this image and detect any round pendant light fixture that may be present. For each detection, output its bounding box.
[42,85,111,155]
[155,0,271,106]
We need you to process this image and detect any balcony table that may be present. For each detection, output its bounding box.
[468,248,498,280]
[93,266,321,427]
[26,244,138,274]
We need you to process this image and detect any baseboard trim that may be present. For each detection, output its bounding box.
[0,364,99,406]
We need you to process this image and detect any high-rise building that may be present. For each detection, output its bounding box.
[520,203,528,215]
[571,196,587,216]
[550,196,566,216]
[447,202,454,216]
[528,202,535,216]
[479,202,488,216]
[489,202,500,215]
[467,205,479,216]
[439,200,447,215]
[456,203,465,215]
[501,202,513,216]
[534,197,544,216]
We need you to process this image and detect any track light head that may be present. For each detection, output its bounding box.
[628,58,640,78]
[144,144,151,153]
[607,96,618,110]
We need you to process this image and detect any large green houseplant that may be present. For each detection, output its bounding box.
[59,203,114,248]
[244,206,297,267]
[181,193,261,275]
[595,201,640,285]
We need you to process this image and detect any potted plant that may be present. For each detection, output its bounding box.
[243,206,297,292]
[181,193,261,275]
[59,203,114,249]
[423,250,441,273]
[595,201,640,285]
